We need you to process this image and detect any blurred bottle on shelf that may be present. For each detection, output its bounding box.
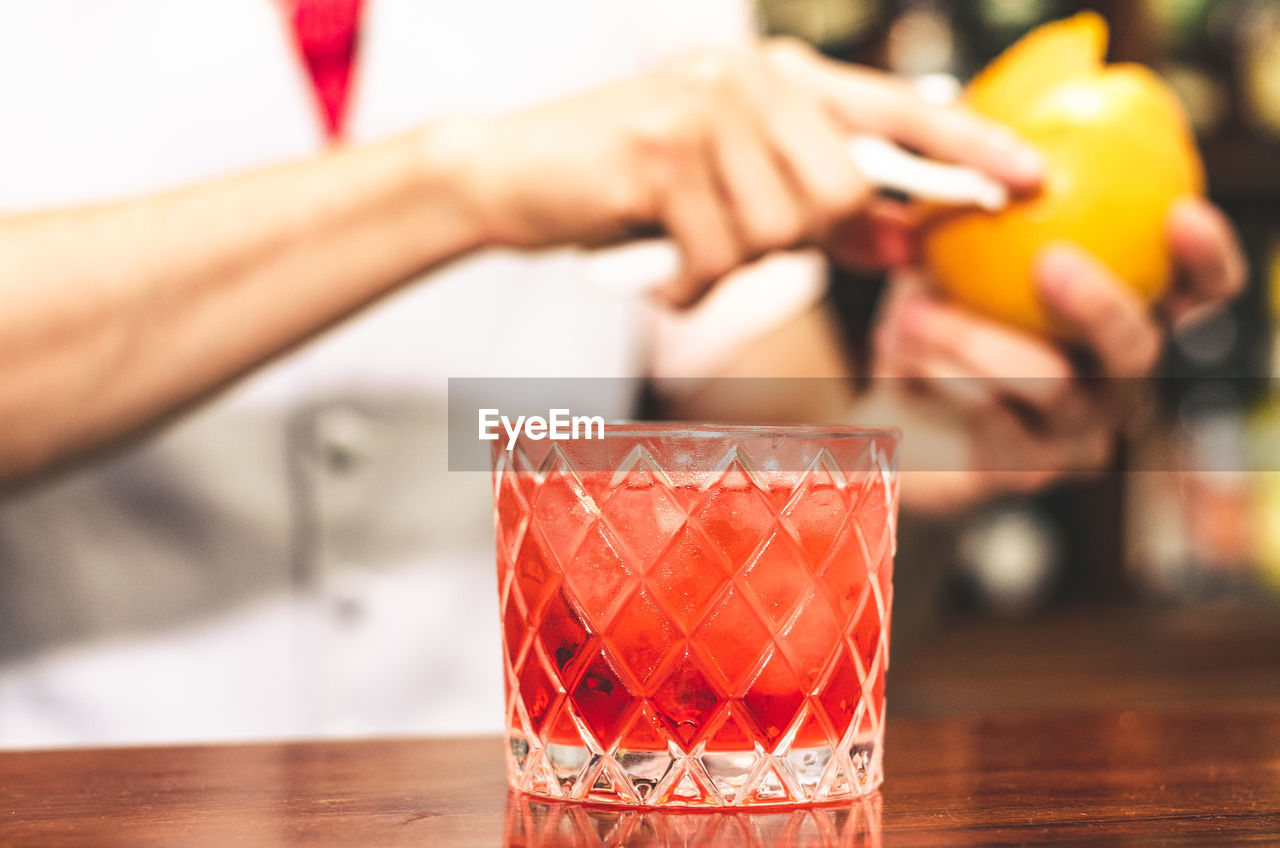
[1127,386,1260,601]
[952,0,1066,69]
[1180,392,1254,595]
[1210,0,1280,138]
[955,503,1062,615]
[757,0,884,53]
[1246,240,1280,592]
[1146,0,1230,138]
[883,1,956,75]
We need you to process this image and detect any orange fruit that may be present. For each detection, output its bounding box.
[920,12,1205,340]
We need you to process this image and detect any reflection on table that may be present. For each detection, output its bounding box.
[504,791,881,848]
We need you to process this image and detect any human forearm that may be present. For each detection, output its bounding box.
[0,127,482,479]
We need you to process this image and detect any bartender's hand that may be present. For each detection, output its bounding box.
[434,39,1041,307]
[870,197,1246,514]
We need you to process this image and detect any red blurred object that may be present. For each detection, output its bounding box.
[284,0,363,140]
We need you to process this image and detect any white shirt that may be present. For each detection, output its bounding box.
[0,0,825,748]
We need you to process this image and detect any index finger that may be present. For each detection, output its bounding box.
[777,54,1045,192]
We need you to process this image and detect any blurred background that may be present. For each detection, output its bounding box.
[753,0,1280,713]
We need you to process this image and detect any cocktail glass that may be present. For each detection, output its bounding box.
[492,424,899,807]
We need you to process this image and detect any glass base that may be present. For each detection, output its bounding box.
[508,730,883,807]
[505,789,884,848]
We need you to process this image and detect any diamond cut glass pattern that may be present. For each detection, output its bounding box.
[493,425,899,806]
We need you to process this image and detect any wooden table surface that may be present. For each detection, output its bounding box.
[4,605,1280,847]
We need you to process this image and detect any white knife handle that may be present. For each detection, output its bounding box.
[583,239,682,297]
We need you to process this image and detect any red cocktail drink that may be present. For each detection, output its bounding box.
[493,425,898,807]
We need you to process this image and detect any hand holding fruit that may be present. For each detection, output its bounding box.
[920,12,1208,341]
[863,13,1247,513]
[871,194,1244,513]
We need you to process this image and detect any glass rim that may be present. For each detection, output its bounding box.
[579,420,902,442]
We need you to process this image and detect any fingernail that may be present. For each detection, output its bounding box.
[1010,146,1044,184]
[993,129,1044,183]
[1171,194,1213,226]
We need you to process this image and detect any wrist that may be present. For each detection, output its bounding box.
[412,117,500,254]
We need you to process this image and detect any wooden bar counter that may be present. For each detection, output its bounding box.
[3,605,1280,847]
